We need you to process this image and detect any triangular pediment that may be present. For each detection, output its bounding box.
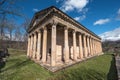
[29,6,55,29]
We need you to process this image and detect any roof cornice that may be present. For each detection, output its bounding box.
[28,6,101,40]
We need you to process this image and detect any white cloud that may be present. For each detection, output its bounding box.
[74,15,86,21]
[116,8,120,20]
[60,0,89,12]
[99,27,120,41]
[94,18,110,25]
[74,17,80,21]
[56,0,60,3]
[33,8,39,12]
[118,8,120,14]
[56,0,64,3]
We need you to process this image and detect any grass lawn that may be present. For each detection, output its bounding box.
[0,49,118,80]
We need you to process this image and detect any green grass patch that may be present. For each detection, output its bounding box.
[0,49,117,80]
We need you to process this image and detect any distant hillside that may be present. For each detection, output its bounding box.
[102,40,120,53]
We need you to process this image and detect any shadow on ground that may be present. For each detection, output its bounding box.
[0,60,5,72]
[0,58,32,80]
[107,54,118,80]
[0,50,6,72]
[1,58,31,72]
[49,68,106,80]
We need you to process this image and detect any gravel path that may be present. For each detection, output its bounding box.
[116,56,120,80]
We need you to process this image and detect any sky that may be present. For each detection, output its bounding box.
[17,0,120,41]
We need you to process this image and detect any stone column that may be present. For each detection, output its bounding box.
[33,33,37,59]
[73,30,77,60]
[92,39,95,55]
[100,41,102,53]
[36,30,41,61]
[79,33,83,59]
[51,23,56,66]
[97,42,99,53]
[95,40,96,54]
[90,37,92,56]
[27,36,30,57]
[94,39,96,55]
[97,41,99,53]
[42,27,47,63]
[97,41,98,54]
[64,27,69,63]
[87,36,90,56]
[99,42,101,53]
[30,35,34,58]
[83,34,87,58]
[95,40,97,54]
[98,42,100,53]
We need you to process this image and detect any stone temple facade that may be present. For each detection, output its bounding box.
[27,6,103,72]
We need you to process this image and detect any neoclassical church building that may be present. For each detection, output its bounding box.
[27,6,103,72]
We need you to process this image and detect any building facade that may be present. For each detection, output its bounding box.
[27,6,103,72]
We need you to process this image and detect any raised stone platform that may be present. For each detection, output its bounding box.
[32,53,103,72]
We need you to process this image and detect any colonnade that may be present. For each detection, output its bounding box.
[27,23,102,66]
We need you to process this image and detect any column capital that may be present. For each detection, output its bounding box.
[37,29,42,33]
[89,35,93,38]
[30,33,34,36]
[52,20,58,26]
[31,33,34,36]
[86,34,90,38]
[72,30,76,33]
[86,35,88,37]
[28,34,31,37]
[43,26,47,30]
[31,32,36,36]
[82,33,87,36]
[34,31,37,35]
[64,26,68,30]
[78,32,83,35]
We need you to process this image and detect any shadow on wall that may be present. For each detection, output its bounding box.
[107,54,118,80]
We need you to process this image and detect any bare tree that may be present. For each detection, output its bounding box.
[14,29,22,41]
[0,14,7,38]
[21,17,31,49]
[0,0,30,50]
[14,25,23,48]
[6,19,16,41]
[0,0,24,48]
[0,0,22,16]
[23,17,31,33]
[0,0,7,5]
[23,18,30,34]
[0,0,23,38]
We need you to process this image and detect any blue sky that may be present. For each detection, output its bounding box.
[18,0,120,41]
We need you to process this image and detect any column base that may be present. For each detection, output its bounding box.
[73,58,77,61]
[36,54,41,61]
[41,58,46,63]
[65,59,69,63]
[51,62,56,67]
[32,51,36,59]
